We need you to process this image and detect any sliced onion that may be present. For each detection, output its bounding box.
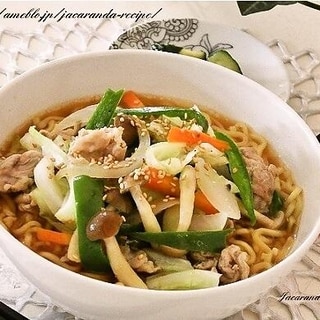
[195,158,240,220]
[189,212,228,231]
[55,176,76,224]
[57,124,150,179]
[28,126,68,167]
[51,104,97,135]
[151,198,180,215]
[177,165,196,231]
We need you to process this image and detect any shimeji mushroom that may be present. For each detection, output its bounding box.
[86,208,147,289]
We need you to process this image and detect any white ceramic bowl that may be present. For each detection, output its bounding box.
[1,50,320,320]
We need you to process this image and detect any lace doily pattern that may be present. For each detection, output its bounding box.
[268,39,320,134]
[0,18,319,320]
[0,19,126,86]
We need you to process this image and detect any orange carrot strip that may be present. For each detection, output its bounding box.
[194,190,218,215]
[144,167,217,215]
[121,90,145,108]
[167,126,229,152]
[36,228,72,246]
[145,167,179,197]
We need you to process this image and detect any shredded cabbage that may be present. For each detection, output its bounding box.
[146,269,221,290]
[145,141,197,175]
[30,188,51,215]
[144,248,193,273]
[196,142,229,168]
[33,157,66,214]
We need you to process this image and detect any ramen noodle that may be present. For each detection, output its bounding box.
[0,89,302,290]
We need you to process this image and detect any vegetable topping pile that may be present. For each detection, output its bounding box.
[16,88,285,290]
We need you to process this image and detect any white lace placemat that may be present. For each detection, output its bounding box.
[0,18,320,320]
[268,39,320,135]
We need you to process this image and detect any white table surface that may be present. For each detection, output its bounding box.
[0,1,320,320]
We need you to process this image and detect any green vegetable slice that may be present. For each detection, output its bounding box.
[144,248,193,273]
[269,190,284,217]
[74,175,109,271]
[153,43,242,73]
[72,89,125,271]
[116,106,209,132]
[146,269,220,290]
[152,43,206,60]
[130,229,232,253]
[215,131,256,225]
[207,50,242,74]
[86,88,124,129]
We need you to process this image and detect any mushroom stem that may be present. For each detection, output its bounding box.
[129,184,161,233]
[103,236,147,289]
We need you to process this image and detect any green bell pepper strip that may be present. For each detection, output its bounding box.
[85,87,208,132]
[86,88,124,130]
[116,106,209,132]
[215,131,256,225]
[74,175,110,271]
[269,190,284,217]
[130,229,232,253]
[73,89,125,271]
